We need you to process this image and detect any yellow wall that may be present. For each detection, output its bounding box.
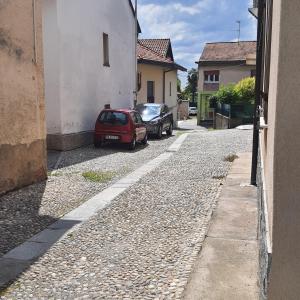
[137,63,178,121]
[0,0,46,194]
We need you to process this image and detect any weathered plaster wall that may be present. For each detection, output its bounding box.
[0,0,46,194]
[43,0,136,149]
[137,64,163,104]
[137,64,178,122]
[198,65,254,92]
[267,0,300,298]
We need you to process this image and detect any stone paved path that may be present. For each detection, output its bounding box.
[0,135,177,258]
[1,129,252,300]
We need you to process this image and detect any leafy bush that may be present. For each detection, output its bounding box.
[208,95,218,108]
[213,84,239,105]
[234,77,255,104]
[209,77,255,105]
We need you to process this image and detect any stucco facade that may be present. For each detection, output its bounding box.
[43,0,137,150]
[137,64,178,121]
[198,64,255,93]
[253,0,300,298]
[0,0,46,194]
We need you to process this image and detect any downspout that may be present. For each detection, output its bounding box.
[134,0,138,107]
[251,0,264,185]
[163,69,174,104]
[32,0,37,64]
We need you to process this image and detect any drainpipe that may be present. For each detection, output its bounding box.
[163,69,174,104]
[251,0,264,186]
[32,0,37,64]
[134,0,138,107]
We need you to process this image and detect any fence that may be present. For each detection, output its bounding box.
[215,103,254,129]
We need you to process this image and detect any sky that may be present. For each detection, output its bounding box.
[135,0,257,87]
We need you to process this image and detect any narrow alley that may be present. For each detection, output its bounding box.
[0,128,252,299]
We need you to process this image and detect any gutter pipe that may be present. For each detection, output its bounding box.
[251,0,264,185]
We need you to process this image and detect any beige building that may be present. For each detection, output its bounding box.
[196,41,256,122]
[137,39,186,122]
[251,0,300,298]
[0,0,46,194]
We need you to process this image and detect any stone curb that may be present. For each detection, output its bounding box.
[0,133,189,289]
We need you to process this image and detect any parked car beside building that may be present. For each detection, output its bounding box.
[136,103,173,138]
[137,39,186,125]
[44,0,141,151]
[94,109,147,150]
[189,106,198,116]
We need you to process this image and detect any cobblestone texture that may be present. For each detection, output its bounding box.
[1,129,252,299]
[0,136,177,257]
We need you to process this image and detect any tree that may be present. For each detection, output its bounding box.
[213,84,239,105]
[182,68,198,102]
[177,78,182,93]
[234,77,255,104]
[210,77,256,105]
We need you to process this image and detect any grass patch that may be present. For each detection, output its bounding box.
[82,171,115,183]
[223,154,239,163]
[176,130,189,136]
[47,171,63,177]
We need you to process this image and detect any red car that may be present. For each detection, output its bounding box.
[94,109,148,150]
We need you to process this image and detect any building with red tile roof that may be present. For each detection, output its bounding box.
[137,38,186,124]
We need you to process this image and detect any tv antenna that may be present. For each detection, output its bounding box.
[236,21,241,43]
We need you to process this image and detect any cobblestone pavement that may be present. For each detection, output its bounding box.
[1,129,252,299]
[0,135,177,257]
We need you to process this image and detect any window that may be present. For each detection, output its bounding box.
[169,82,172,96]
[204,71,220,83]
[137,72,142,91]
[103,33,109,67]
[135,113,143,124]
[147,81,155,103]
[98,111,128,126]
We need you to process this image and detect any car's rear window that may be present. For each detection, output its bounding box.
[98,111,128,126]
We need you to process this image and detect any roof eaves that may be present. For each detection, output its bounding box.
[127,0,142,33]
[197,59,247,66]
[138,59,187,71]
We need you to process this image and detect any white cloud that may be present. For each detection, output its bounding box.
[138,0,257,87]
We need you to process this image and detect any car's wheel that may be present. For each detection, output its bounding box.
[157,125,163,139]
[166,123,173,136]
[142,133,148,145]
[128,136,136,150]
[94,139,102,148]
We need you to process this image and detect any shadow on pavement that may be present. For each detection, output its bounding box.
[48,134,175,171]
[0,182,81,292]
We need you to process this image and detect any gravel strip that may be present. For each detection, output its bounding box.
[0,135,177,257]
[1,129,252,299]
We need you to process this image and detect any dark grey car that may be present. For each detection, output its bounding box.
[135,103,173,138]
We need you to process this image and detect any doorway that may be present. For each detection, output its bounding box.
[147,81,155,103]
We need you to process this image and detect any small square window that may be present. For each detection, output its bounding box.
[103,33,110,67]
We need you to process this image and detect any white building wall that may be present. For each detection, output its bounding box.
[43,0,136,136]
